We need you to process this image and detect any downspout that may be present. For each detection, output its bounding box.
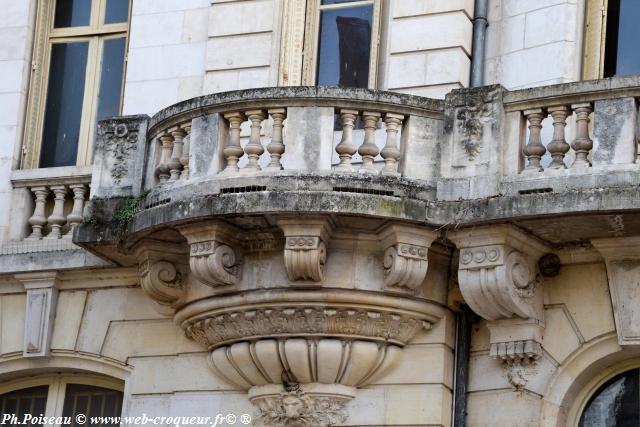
[470,0,489,87]
[452,306,473,427]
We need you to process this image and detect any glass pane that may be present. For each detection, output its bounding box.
[96,37,126,123]
[104,0,129,24]
[40,42,89,168]
[321,0,363,4]
[54,0,92,28]
[62,384,123,427]
[0,386,49,427]
[579,370,640,427]
[317,5,373,88]
[614,0,640,76]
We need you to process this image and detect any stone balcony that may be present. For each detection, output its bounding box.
[69,80,640,423]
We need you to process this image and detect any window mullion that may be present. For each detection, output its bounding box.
[76,36,102,166]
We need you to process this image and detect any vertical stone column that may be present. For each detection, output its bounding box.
[222,112,246,175]
[522,109,546,173]
[335,109,358,171]
[546,106,571,169]
[381,113,404,176]
[27,186,49,240]
[265,108,286,171]
[46,186,67,239]
[358,111,381,173]
[66,184,88,236]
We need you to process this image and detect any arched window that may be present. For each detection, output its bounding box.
[0,375,123,427]
[579,369,640,426]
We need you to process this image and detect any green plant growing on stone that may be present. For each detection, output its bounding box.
[115,192,148,237]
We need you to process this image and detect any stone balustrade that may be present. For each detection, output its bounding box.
[141,87,443,189]
[1,167,92,255]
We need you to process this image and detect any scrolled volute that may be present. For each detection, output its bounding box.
[139,260,183,304]
[190,240,242,287]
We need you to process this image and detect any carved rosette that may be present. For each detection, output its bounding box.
[277,217,333,282]
[99,121,140,184]
[179,221,243,289]
[378,223,437,293]
[449,225,549,388]
[133,240,187,311]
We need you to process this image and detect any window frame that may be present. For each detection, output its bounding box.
[279,0,381,88]
[0,373,124,427]
[22,0,131,170]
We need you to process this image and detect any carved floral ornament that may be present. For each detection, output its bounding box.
[100,121,140,184]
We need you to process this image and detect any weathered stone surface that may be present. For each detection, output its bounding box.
[592,97,638,165]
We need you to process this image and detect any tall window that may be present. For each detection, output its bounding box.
[281,0,381,88]
[0,375,123,427]
[23,0,130,169]
[583,0,640,79]
[579,369,640,426]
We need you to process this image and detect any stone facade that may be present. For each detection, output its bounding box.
[1,1,640,427]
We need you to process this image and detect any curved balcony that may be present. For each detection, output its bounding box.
[74,81,640,425]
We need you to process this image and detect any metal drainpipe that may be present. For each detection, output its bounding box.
[470,0,489,87]
[452,306,473,427]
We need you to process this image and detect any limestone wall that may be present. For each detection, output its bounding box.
[0,0,36,245]
[484,0,584,89]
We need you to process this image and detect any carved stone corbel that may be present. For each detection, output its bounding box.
[178,221,243,288]
[448,225,549,388]
[133,240,187,312]
[277,217,333,282]
[378,223,437,293]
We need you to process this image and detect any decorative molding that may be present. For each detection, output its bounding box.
[277,217,333,282]
[179,221,243,289]
[185,305,430,349]
[132,240,187,311]
[15,272,60,358]
[278,0,307,86]
[592,237,640,346]
[98,121,141,184]
[378,224,437,293]
[249,383,354,427]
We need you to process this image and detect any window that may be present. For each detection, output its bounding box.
[583,0,640,79]
[280,0,381,88]
[579,369,640,426]
[0,375,123,427]
[22,0,130,169]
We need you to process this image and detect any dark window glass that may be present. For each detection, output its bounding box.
[0,386,49,427]
[104,0,129,24]
[96,37,126,122]
[40,42,89,168]
[321,0,361,4]
[603,0,640,77]
[61,384,123,427]
[54,0,92,28]
[317,5,372,88]
[579,370,640,427]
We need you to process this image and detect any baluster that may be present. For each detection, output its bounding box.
[168,127,186,180]
[381,113,404,176]
[570,103,593,168]
[66,184,87,236]
[546,106,571,169]
[335,109,358,171]
[358,111,381,173]
[155,133,174,182]
[180,123,191,180]
[522,109,547,172]
[244,110,266,172]
[266,108,286,171]
[222,112,245,175]
[47,185,67,239]
[27,186,49,240]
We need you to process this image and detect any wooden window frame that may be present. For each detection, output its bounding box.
[582,0,608,80]
[0,374,123,427]
[279,0,381,88]
[22,0,131,170]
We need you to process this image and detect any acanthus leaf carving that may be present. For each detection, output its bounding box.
[378,223,437,294]
[277,217,333,282]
